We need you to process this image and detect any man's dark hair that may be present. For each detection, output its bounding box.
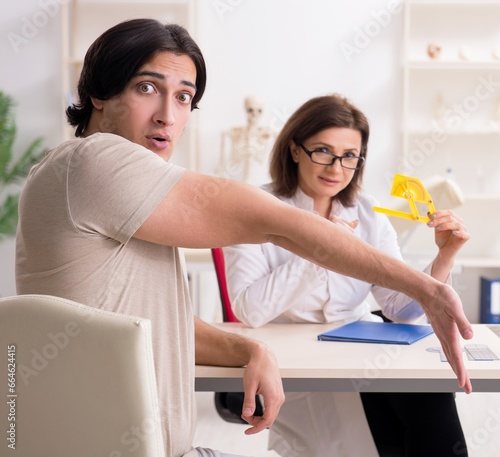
[66,19,207,137]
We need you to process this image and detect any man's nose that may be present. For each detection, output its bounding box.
[154,99,175,126]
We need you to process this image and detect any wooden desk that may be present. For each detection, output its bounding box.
[195,323,500,393]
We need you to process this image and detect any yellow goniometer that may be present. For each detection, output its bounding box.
[373,174,436,223]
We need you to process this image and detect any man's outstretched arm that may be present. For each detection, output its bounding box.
[134,171,474,393]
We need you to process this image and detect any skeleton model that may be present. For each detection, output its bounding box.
[217,95,275,185]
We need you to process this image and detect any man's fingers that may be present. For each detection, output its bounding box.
[443,344,472,394]
[446,304,473,391]
[242,399,273,435]
[241,393,256,419]
[429,319,470,392]
[456,316,474,341]
[463,377,472,394]
[243,415,271,435]
[453,354,472,394]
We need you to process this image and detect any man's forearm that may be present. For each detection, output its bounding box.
[268,207,439,306]
[194,317,264,367]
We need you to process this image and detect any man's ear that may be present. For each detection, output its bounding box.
[90,97,104,110]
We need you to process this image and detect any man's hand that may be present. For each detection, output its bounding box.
[194,318,284,433]
[240,342,285,434]
[424,283,474,394]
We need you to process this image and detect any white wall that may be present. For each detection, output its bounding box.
[195,0,404,193]
[0,0,65,297]
[0,0,405,297]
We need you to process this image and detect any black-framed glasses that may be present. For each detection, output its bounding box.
[298,144,365,170]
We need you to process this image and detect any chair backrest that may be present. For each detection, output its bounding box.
[211,248,239,322]
[0,294,164,457]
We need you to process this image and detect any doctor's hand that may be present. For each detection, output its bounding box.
[328,215,359,234]
[427,210,469,260]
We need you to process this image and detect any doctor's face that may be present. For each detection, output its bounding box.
[291,127,363,203]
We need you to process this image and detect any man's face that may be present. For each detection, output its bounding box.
[92,51,197,160]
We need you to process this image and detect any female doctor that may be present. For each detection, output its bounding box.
[223,94,469,457]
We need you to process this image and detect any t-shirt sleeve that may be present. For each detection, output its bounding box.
[66,133,185,244]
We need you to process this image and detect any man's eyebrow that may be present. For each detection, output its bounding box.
[134,70,197,90]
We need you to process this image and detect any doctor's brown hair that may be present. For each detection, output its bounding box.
[270,94,369,207]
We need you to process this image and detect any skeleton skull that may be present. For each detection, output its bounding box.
[244,95,265,125]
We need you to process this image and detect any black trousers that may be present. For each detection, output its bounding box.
[360,392,468,457]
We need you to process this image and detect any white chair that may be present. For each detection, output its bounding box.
[0,294,164,457]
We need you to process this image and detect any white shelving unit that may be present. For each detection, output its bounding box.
[401,0,500,320]
[402,0,500,189]
[60,0,199,171]
[401,0,500,253]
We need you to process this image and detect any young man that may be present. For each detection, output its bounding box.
[16,19,473,457]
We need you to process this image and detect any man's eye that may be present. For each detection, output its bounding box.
[178,93,193,104]
[138,83,155,94]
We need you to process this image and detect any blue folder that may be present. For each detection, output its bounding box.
[317,321,434,345]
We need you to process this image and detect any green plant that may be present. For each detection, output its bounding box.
[0,91,46,240]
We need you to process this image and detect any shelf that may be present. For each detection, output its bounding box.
[406,0,500,64]
[404,254,500,269]
[401,0,500,276]
[402,0,500,191]
[408,61,500,70]
[463,194,500,202]
[458,258,500,268]
[76,0,188,4]
[408,0,500,6]
[407,127,500,136]
[66,1,193,62]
